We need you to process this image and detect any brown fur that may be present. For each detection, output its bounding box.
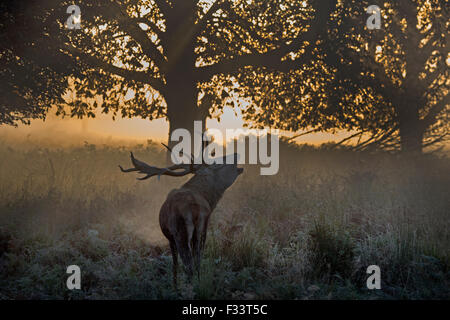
[160,188,211,286]
[159,161,243,288]
[120,152,243,288]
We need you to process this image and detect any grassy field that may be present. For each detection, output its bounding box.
[0,136,449,299]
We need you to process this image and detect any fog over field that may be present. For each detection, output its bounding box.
[0,108,355,148]
[0,0,448,302]
[0,134,448,299]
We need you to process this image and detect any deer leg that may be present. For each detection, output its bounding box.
[177,241,193,280]
[194,215,210,280]
[169,239,178,290]
[174,222,194,280]
[193,228,201,280]
[200,216,210,253]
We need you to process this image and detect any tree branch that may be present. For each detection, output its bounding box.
[353,127,398,151]
[423,132,448,149]
[335,131,364,147]
[196,30,315,81]
[60,44,165,92]
[423,69,444,92]
[195,0,228,37]
[422,93,449,128]
[327,49,401,109]
[134,17,164,41]
[104,2,167,72]
[153,0,172,17]
[283,128,322,142]
[196,0,337,81]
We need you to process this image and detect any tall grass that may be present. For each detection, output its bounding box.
[0,136,448,299]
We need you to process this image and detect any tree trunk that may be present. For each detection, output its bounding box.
[398,105,424,155]
[163,2,206,164]
[164,77,206,164]
[399,127,424,154]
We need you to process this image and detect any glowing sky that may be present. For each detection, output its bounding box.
[0,107,348,146]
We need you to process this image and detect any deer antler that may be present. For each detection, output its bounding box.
[161,142,196,166]
[119,145,203,180]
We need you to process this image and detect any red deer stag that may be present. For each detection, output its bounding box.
[119,149,243,288]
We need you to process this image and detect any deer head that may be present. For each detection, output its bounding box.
[119,144,243,184]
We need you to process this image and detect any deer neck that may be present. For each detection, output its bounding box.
[182,175,226,210]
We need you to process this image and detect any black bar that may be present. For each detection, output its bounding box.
[0,300,446,319]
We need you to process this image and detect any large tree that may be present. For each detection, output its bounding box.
[0,0,336,144]
[240,0,449,153]
[329,0,449,153]
[2,0,447,154]
[0,1,61,125]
